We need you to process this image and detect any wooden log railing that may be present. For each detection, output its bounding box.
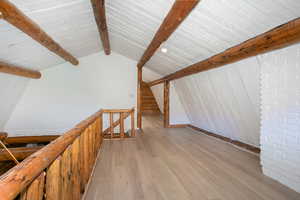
[0,109,104,200]
[102,108,136,139]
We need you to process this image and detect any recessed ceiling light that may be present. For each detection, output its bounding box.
[161,47,168,53]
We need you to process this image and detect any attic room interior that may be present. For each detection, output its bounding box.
[0,0,300,199]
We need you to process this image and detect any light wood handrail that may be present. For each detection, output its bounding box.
[103,109,133,113]
[0,109,103,200]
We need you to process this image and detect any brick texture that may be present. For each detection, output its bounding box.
[260,44,300,193]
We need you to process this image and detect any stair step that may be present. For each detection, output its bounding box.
[142,100,157,103]
[142,107,160,110]
[141,81,160,113]
[142,104,158,107]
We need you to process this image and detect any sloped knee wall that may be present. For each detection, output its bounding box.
[260,44,300,192]
[174,56,260,147]
[0,75,29,131]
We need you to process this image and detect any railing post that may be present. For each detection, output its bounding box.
[164,80,170,128]
[120,112,125,138]
[131,109,135,137]
[109,112,114,138]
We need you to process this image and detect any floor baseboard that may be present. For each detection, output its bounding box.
[187,125,260,154]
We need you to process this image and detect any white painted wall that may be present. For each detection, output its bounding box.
[4,52,137,136]
[260,43,300,193]
[151,84,164,113]
[174,56,260,147]
[150,82,190,125]
[170,83,190,125]
[142,67,162,83]
[0,74,29,132]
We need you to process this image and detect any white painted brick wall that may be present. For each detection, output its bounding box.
[260,43,300,193]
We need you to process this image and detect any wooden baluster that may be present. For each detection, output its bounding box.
[71,137,81,200]
[91,122,96,160]
[95,120,100,154]
[79,132,86,193]
[99,114,103,147]
[120,112,125,138]
[88,126,93,172]
[91,124,96,165]
[109,112,114,138]
[83,128,90,184]
[94,121,98,158]
[88,125,93,166]
[21,172,45,200]
[61,146,72,200]
[94,119,99,152]
[97,117,102,150]
[131,109,135,137]
[45,157,61,200]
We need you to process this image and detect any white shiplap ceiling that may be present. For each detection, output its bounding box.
[0,0,102,71]
[0,0,299,76]
[109,0,300,76]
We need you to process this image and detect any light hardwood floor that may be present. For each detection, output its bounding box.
[85,114,300,200]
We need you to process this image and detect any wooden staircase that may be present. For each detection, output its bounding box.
[141,82,161,114]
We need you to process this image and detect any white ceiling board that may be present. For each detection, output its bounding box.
[0,0,103,70]
[106,0,175,74]
[142,67,162,83]
[1,0,299,75]
[144,0,300,75]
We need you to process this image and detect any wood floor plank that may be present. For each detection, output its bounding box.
[85,114,300,200]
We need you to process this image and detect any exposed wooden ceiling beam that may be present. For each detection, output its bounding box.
[91,0,111,55]
[0,0,79,65]
[0,146,42,162]
[0,61,41,79]
[148,17,300,86]
[137,0,200,68]
[5,135,59,145]
[0,133,7,141]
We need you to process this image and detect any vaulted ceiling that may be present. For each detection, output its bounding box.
[1,0,299,77]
